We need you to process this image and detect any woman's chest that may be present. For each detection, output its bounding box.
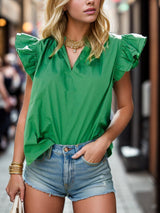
[65,46,84,70]
[33,44,117,95]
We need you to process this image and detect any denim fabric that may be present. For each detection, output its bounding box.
[23,139,116,201]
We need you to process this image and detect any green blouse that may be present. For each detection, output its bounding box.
[15,32,147,165]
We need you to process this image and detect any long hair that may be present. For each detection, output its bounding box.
[41,0,110,62]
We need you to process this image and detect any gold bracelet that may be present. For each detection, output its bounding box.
[9,169,23,175]
[9,166,23,170]
[11,161,23,166]
[9,170,23,175]
[9,167,23,170]
[9,172,23,175]
[9,165,23,170]
[9,168,23,171]
[10,164,23,168]
[9,162,23,175]
[9,165,23,169]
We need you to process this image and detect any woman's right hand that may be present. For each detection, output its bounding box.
[6,174,25,202]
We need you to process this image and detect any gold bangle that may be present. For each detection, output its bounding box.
[9,168,23,171]
[10,166,23,169]
[9,165,23,169]
[9,162,23,175]
[9,172,22,175]
[9,170,23,173]
[9,168,23,172]
[11,161,23,166]
[9,169,23,172]
[9,168,23,174]
[9,165,23,167]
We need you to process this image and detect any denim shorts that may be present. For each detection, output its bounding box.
[23,139,116,202]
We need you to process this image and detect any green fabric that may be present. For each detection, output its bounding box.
[15,32,147,165]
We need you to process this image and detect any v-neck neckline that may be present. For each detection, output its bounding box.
[62,36,89,72]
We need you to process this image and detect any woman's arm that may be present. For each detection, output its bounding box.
[12,74,33,163]
[99,71,134,149]
[6,74,33,202]
[72,72,134,162]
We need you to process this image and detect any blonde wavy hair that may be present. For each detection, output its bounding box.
[41,0,110,62]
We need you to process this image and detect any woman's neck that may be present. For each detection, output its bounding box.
[65,19,90,41]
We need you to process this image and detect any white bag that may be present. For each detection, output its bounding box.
[10,194,24,213]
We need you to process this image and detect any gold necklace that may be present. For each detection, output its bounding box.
[64,36,85,53]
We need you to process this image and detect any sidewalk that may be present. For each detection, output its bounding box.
[0,140,156,213]
[110,141,156,213]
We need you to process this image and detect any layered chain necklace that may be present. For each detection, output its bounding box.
[64,36,86,53]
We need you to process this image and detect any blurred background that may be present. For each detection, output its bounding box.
[0,0,159,212]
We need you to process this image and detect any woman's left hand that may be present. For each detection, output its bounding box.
[71,138,111,163]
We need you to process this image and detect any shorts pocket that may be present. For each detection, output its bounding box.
[81,152,108,167]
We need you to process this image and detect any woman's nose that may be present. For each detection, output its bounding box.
[86,0,95,5]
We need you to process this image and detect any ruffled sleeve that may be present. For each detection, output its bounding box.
[113,33,147,83]
[15,33,40,80]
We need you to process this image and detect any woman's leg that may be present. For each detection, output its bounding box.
[72,192,116,213]
[24,183,65,213]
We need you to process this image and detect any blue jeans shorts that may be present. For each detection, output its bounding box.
[23,139,116,202]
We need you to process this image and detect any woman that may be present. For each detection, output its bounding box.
[6,0,147,212]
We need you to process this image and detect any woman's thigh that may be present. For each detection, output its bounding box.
[24,183,65,213]
[72,192,116,213]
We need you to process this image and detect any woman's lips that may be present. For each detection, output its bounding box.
[84,9,96,14]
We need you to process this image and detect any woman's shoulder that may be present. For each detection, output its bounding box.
[108,32,147,46]
[109,32,147,39]
[109,32,122,40]
[15,33,56,50]
[111,32,147,82]
[107,32,147,59]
